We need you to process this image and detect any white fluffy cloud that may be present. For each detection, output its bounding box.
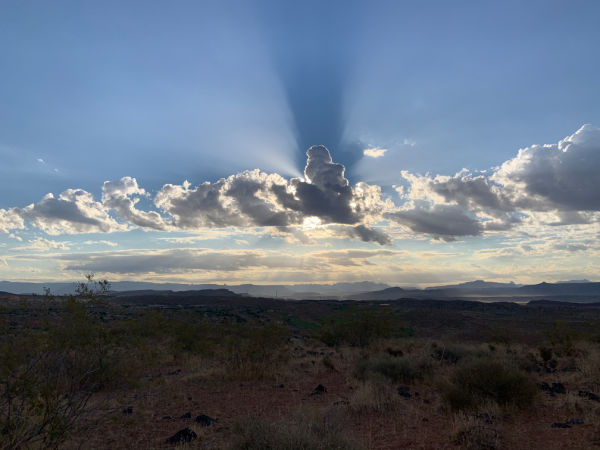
[396,124,600,237]
[363,147,387,158]
[102,177,169,230]
[19,189,125,235]
[3,126,600,243]
[0,208,24,233]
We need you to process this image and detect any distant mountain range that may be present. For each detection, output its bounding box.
[0,280,388,299]
[1,279,599,302]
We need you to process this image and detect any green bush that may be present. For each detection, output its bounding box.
[442,358,537,411]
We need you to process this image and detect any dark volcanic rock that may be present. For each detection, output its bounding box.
[180,412,191,419]
[578,391,600,401]
[310,384,327,395]
[122,406,133,414]
[397,386,412,398]
[551,422,571,428]
[166,427,197,444]
[195,414,217,426]
[538,382,566,396]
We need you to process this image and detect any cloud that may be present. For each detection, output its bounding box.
[387,202,483,241]
[13,237,70,252]
[57,247,398,275]
[102,177,169,230]
[5,127,600,244]
[492,124,600,211]
[341,224,392,245]
[0,208,24,233]
[156,145,390,236]
[363,147,387,158]
[19,189,125,235]
[396,124,600,236]
[82,240,119,247]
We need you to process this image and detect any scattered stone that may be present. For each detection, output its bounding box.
[422,418,429,422]
[180,412,191,419]
[166,427,198,444]
[279,384,285,388]
[551,422,571,428]
[167,369,182,376]
[397,386,412,398]
[310,384,327,395]
[162,416,172,420]
[386,347,404,357]
[122,406,133,414]
[579,391,600,402]
[568,418,584,425]
[195,414,218,426]
[538,382,566,396]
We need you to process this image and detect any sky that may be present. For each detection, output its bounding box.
[1,0,600,286]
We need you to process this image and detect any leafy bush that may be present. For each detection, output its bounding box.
[442,358,537,411]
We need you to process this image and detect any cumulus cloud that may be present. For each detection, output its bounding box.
[19,189,125,235]
[102,177,169,230]
[0,208,24,233]
[492,124,600,211]
[396,124,600,237]
[13,237,70,252]
[155,145,390,236]
[341,224,392,245]
[387,202,483,241]
[5,127,600,244]
[363,147,387,158]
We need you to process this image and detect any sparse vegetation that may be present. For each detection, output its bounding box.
[229,408,363,450]
[2,282,600,448]
[441,357,538,412]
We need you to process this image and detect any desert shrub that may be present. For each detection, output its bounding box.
[0,294,142,449]
[229,408,363,450]
[348,380,399,414]
[221,322,289,380]
[317,309,399,347]
[546,321,585,356]
[452,412,499,450]
[353,353,432,384]
[431,343,473,364]
[442,357,537,412]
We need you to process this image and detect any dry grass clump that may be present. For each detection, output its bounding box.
[353,353,433,384]
[228,408,363,450]
[348,380,400,414]
[452,410,500,450]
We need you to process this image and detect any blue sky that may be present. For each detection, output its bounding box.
[1,0,600,285]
